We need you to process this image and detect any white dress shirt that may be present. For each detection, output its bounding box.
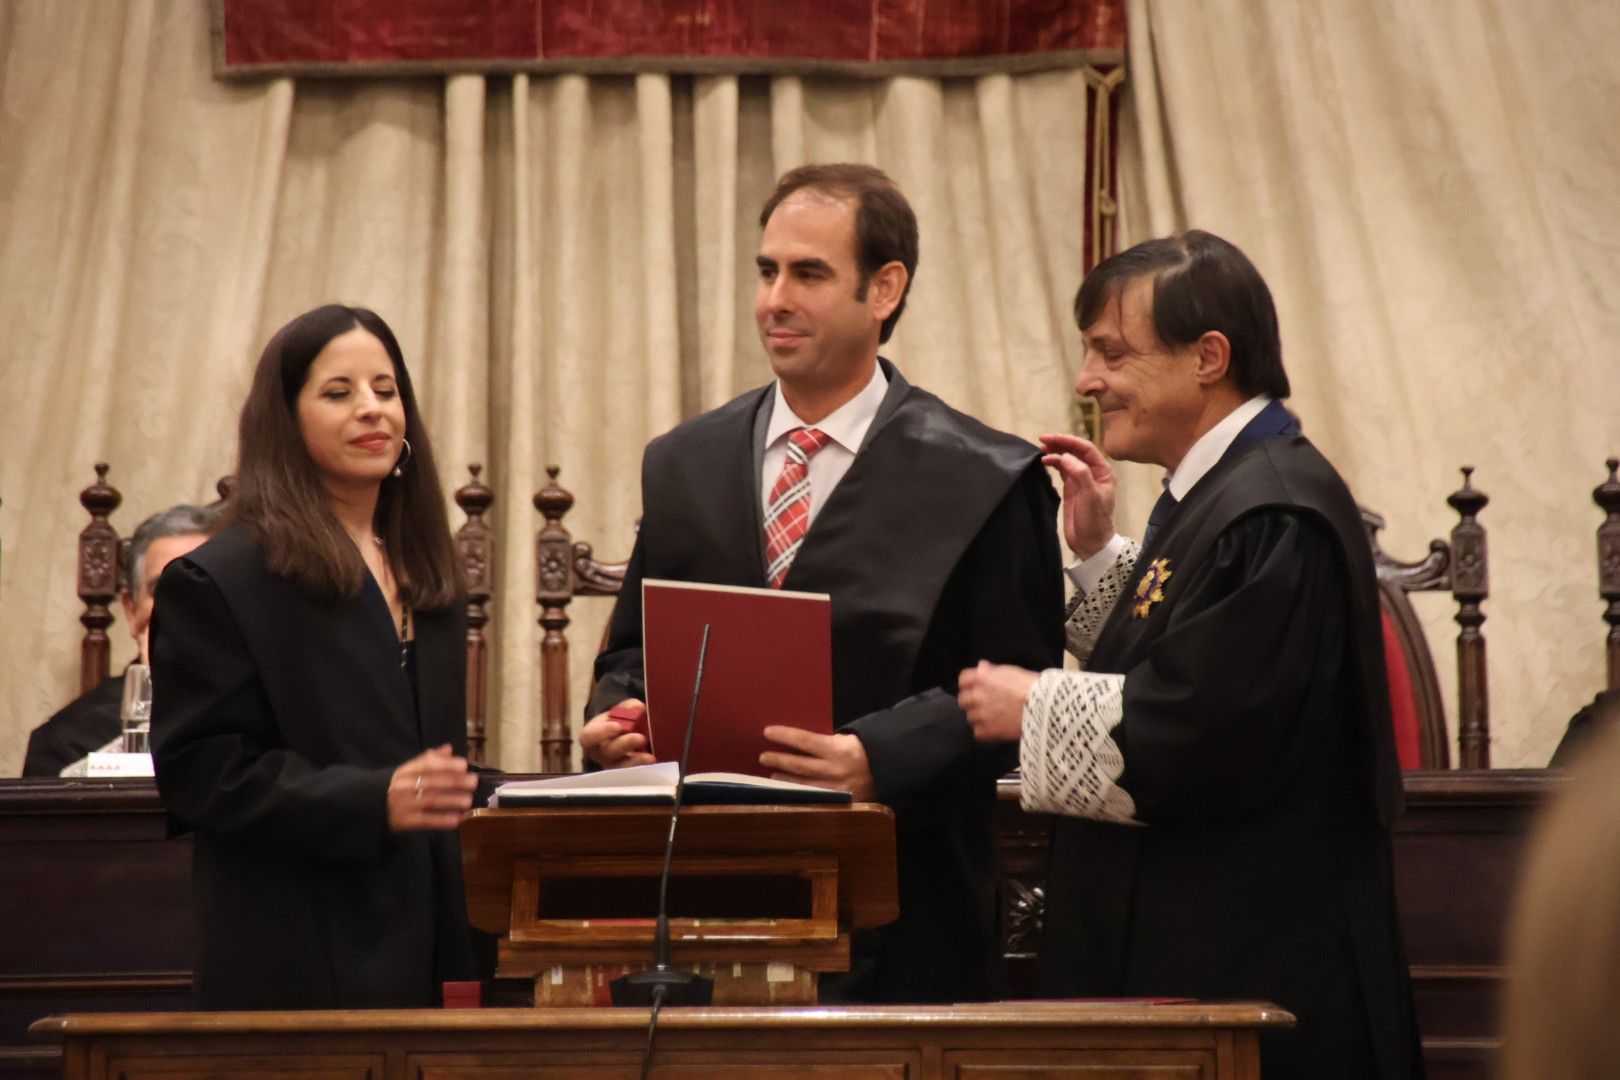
[760,362,889,524]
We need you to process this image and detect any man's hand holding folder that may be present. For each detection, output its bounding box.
[582,579,872,795]
[759,725,874,802]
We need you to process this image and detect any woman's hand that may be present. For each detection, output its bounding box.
[388,744,477,832]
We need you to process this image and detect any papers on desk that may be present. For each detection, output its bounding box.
[488,761,851,807]
[84,752,154,777]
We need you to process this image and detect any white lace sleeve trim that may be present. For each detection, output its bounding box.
[1018,669,1138,824]
[1065,538,1140,664]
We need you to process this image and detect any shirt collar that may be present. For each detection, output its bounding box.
[766,361,889,453]
[1164,395,1273,501]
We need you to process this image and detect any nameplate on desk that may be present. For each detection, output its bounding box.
[86,752,154,777]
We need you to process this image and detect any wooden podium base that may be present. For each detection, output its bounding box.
[463,805,897,1004]
[532,963,817,1007]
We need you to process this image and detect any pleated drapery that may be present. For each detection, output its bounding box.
[0,2,1093,772]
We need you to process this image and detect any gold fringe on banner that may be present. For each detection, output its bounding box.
[1084,64,1127,271]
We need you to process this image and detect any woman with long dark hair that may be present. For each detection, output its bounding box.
[151,304,477,1009]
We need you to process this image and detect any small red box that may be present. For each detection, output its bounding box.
[442,980,482,1009]
[608,701,647,739]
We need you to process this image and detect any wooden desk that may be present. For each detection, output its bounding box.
[1,772,1555,1079]
[33,1002,1293,1079]
[0,779,193,1077]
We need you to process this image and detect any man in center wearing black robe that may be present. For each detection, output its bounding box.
[958,230,1424,1079]
[579,163,1064,1004]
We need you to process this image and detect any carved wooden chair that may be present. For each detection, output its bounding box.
[451,465,496,764]
[93,456,1620,776]
[519,467,1500,773]
[74,464,130,696]
[450,463,634,771]
[1360,467,1490,769]
[532,467,629,773]
[1595,458,1620,693]
[439,463,632,772]
[74,466,235,694]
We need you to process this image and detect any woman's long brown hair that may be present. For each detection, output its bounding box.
[230,304,461,610]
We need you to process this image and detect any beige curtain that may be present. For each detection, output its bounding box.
[1117,0,1620,765]
[0,1,1093,773]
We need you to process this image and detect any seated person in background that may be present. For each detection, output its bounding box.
[958,231,1422,1079]
[151,304,479,1009]
[22,503,219,776]
[1548,687,1619,767]
[579,163,1065,1004]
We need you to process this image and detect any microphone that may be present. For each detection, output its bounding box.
[610,623,715,1009]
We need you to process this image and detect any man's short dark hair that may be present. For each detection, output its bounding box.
[124,504,220,596]
[759,163,919,345]
[1075,230,1290,399]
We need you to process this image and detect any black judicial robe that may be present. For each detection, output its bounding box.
[1042,434,1423,1080]
[22,674,122,776]
[149,524,476,1010]
[590,360,1065,1004]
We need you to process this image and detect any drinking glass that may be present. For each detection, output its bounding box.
[121,663,153,754]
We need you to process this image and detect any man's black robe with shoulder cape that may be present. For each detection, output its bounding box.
[591,360,1065,1004]
[1042,430,1424,1080]
[23,675,123,776]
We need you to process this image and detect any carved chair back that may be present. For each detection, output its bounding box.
[1595,458,1620,692]
[80,458,1620,773]
[74,467,237,695]
[1360,467,1490,769]
[532,467,628,772]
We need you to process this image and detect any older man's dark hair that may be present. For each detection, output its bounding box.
[1075,229,1290,400]
[759,162,919,345]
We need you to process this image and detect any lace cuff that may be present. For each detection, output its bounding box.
[1065,538,1140,663]
[1018,669,1138,824]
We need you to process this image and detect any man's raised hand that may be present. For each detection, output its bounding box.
[1039,432,1117,558]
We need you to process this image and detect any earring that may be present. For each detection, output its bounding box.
[393,438,413,478]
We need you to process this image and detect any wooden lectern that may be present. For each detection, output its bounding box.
[459,803,897,1006]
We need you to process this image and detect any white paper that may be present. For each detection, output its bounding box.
[85,752,154,777]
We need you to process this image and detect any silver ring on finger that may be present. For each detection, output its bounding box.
[414,775,423,800]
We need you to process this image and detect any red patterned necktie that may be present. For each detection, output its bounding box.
[763,427,832,588]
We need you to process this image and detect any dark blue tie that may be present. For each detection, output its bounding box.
[1141,488,1178,550]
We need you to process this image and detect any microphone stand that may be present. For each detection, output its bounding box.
[612,624,716,1013]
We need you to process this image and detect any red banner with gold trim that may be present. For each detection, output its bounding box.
[213,0,1125,78]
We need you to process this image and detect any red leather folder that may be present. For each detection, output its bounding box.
[641,578,834,777]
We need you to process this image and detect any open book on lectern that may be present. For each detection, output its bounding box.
[489,761,851,807]
[636,577,836,778]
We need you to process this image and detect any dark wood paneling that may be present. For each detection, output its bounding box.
[35,1003,1282,1080]
[1,772,1555,1078]
[0,779,196,1074]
